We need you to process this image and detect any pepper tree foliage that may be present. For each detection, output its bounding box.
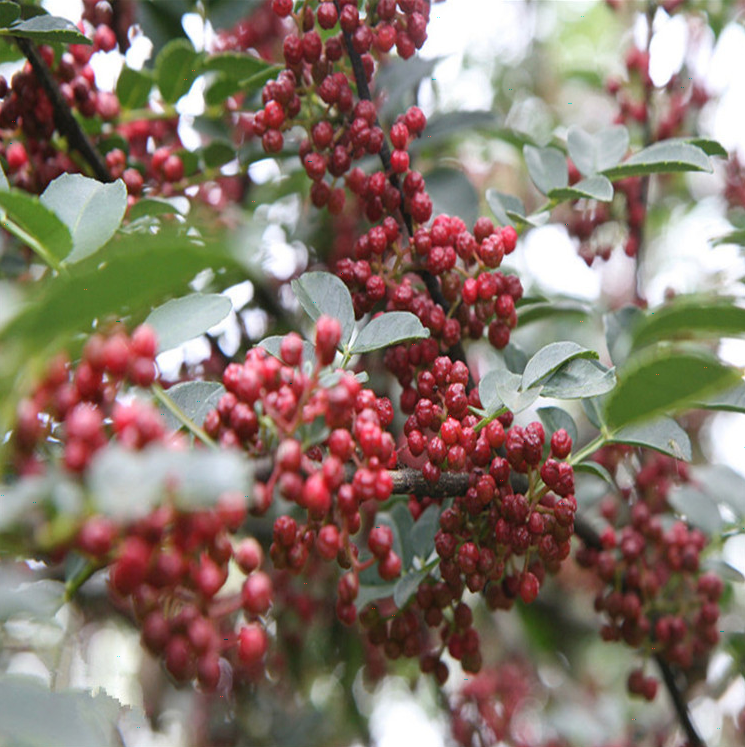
[0,0,745,745]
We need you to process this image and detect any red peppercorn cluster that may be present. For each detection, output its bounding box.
[203,316,403,625]
[97,495,274,689]
[449,660,533,746]
[12,325,160,477]
[357,420,576,681]
[576,448,722,699]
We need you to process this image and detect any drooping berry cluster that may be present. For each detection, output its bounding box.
[357,420,577,681]
[91,495,274,690]
[204,316,403,626]
[577,448,722,699]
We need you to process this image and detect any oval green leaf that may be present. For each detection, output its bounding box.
[522,341,599,390]
[41,174,127,264]
[604,350,741,429]
[524,145,568,195]
[567,125,629,176]
[0,189,72,266]
[116,66,153,109]
[602,140,712,179]
[537,406,578,446]
[291,271,355,346]
[349,311,429,355]
[540,358,616,399]
[156,38,201,103]
[609,416,692,461]
[158,380,225,431]
[486,188,527,228]
[4,14,90,44]
[424,167,479,230]
[146,293,232,352]
[630,300,745,350]
[548,175,614,202]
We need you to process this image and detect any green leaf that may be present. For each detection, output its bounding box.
[667,485,725,534]
[424,167,479,230]
[574,460,614,485]
[686,137,727,158]
[0,189,72,267]
[582,396,606,429]
[155,38,201,103]
[630,299,745,350]
[522,341,599,390]
[355,582,397,613]
[145,293,232,352]
[0,2,20,27]
[201,52,271,79]
[604,305,643,366]
[158,381,224,431]
[349,312,429,355]
[696,383,745,413]
[602,140,712,179]
[603,350,741,429]
[393,566,431,609]
[411,503,441,560]
[3,14,90,44]
[548,175,614,202]
[485,188,527,228]
[390,501,414,569]
[0,229,236,354]
[518,300,592,326]
[291,271,355,346]
[88,444,251,519]
[567,125,629,176]
[480,368,541,414]
[537,406,578,446]
[689,465,745,519]
[127,197,183,220]
[609,416,692,460]
[40,174,127,264]
[259,334,316,368]
[202,140,236,168]
[524,145,568,195]
[503,340,528,374]
[541,357,616,399]
[115,66,153,109]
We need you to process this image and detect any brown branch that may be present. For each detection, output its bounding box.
[13,36,112,182]
[656,655,705,747]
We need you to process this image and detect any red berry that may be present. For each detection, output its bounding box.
[368,525,393,559]
[242,571,273,616]
[315,315,342,365]
[378,550,402,580]
[271,0,293,17]
[163,154,184,182]
[238,624,268,665]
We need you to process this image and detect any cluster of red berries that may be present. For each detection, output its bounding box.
[356,415,576,682]
[204,317,404,625]
[577,449,722,699]
[12,325,160,478]
[214,0,287,59]
[85,497,274,690]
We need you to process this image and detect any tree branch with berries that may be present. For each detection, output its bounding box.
[0,1,743,746]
